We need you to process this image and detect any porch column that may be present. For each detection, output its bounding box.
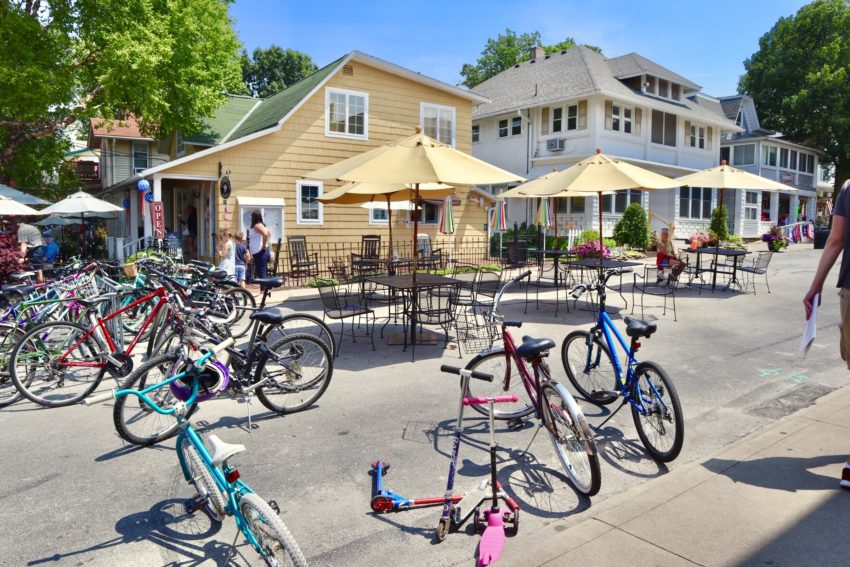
[769,192,779,224]
[735,189,745,236]
[790,193,800,223]
[129,184,139,241]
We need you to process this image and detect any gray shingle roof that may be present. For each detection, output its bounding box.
[472,46,734,128]
[718,96,743,120]
[606,52,701,91]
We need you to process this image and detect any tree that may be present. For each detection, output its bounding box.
[241,45,318,98]
[612,203,650,248]
[459,29,601,88]
[0,0,244,187]
[710,205,731,242]
[739,0,850,196]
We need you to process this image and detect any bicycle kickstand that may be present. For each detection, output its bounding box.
[592,398,628,433]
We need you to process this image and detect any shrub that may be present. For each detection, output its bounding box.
[0,233,22,284]
[709,205,730,242]
[577,229,600,246]
[573,240,611,259]
[612,203,650,248]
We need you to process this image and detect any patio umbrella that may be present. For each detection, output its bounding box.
[307,131,523,275]
[0,195,42,216]
[535,197,553,228]
[506,150,678,272]
[318,181,454,258]
[439,195,455,235]
[0,184,50,206]
[40,191,123,256]
[34,215,77,226]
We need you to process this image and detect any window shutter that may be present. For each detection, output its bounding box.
[634,108,642,135]
[707,126,713,150]
[541,107,549,135]
[578,100,587,130]
[684,120,691,144]
[604,101,613,130]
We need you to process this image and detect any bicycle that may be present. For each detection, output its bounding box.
[85,338,308,567]
[562,269,684,462]
[463,271,601,496]
[114,284,333,446]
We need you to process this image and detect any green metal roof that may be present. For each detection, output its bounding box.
[225,55,347,142]
[183,95,261,146]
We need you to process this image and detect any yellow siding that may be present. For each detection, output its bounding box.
[160,60,489,248]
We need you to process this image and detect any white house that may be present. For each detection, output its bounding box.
[709,94,820,237]
[471,45,741,237]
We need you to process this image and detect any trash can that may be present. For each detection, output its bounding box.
[814,229,829,250]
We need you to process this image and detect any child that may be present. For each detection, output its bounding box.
[218,230,236,277]
[234,231,249,288]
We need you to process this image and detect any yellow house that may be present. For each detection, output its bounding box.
[112,51,494,265]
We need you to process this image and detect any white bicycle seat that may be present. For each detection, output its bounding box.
[208,434,246,467]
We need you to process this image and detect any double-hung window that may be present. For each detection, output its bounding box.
[745,191,759,220]
[688,124,706,149]
[132,142,149,173]
[679,187,712,219]
[762,145,777,167]
[789,150,798,170]
[779,148,789,168]
[607,103,635,134]
[602,190,641,214]
[370,207,389,225]
[409,202,439,224]
[471,124,479,143]
[296,180,323,225]
[651,110,676,146]
[421,102,455,146]
[511,116,522,136]
[325,88,368,139]
[552,108,563,133]
[498,119,509,138]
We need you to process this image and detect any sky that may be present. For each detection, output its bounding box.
[229,0,812,97]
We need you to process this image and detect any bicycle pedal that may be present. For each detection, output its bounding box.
[506,417,525,431]
[184,496,206,514]
[267,499,281,515]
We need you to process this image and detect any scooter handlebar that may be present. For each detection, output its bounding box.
[440,365,494,382]
[85,389,115,406]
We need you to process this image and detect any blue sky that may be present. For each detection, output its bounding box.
[230,0,810,97]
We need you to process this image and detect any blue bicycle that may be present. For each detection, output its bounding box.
[562,269,684,462]
[86,338,308,566]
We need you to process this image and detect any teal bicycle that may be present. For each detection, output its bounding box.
[86,338,308,566]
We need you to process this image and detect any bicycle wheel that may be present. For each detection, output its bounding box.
[179,439,228,521]
[542,382,601,496]
[114,352,198,446]
[222,287,255,331]
[10,321,105,407]
[268,313,336,357]
[463,349,533,420]
[256,333,333,414]
[121,294,156,341]
[630,361,684,463]
[0,324,24,408]
[239,492,307,567]
[561,331,618,405]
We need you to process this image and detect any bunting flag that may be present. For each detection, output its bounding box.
[439,195,455,234]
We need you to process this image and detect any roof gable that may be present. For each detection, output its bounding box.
[183,95,261,146]
[606,52,701,91]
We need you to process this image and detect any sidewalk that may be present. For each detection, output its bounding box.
[499,383,850,567]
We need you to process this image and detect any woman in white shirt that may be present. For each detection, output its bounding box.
[249,210,271,278]
[218,230,236,277]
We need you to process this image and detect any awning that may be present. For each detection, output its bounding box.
[236,196,286,207]
[422,195,461,206]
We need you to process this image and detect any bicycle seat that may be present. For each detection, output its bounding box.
[624,316,657,338]
[252,277,284,291]
[516,336,556,360]
[208,269,229,280]
[189,259,214,270]
[250,307,285,325]
[9,272,35,281]
[1,284,35,296]
[208,434,246,467]
[75,295,116,308]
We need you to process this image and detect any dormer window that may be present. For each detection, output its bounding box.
[642,75,684,102]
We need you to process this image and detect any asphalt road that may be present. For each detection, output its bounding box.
[0,247,839,567]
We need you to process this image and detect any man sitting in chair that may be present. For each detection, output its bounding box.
[656,226,685,284]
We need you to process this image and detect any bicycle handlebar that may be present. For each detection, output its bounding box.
[440,364,494,382]
[569,267,633,299]
[463,395,519,406]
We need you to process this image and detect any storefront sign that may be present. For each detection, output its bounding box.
[149,201,165,238]
[780,171,796,185]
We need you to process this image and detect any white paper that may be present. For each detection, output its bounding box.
[798,293,818,359]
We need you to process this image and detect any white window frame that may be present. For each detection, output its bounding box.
[472,124,479,143]
[552,107,563,132]
[762,145,777,167]
[789,150,798,170]
[237,197,285,246]
[408,201,440,225]
[679,187,712,219]
[733,144,756,166]
[601,190,641,214]
[369,207,389,225]
[688,124,706,149]
[296,180,323,225]
[420,102,456,147]
[797,151,808,172]
[498,118,508,138]
[651,110,677,147]
[745,191,759,220]
[511,115,522,136]
[325,87,369,140]
[132,141,149,173]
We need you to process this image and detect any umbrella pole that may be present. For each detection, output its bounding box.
[598,191,604,278]
[411,183,420,354]
[386,194,393,261]
[554,197,558,240]
[716,188,724,253]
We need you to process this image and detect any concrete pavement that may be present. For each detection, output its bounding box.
[499,381,850,567]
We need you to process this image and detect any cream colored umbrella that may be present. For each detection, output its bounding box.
[0,195,41,216]
[506,150,678,264]
[307,131,524,273]
[318,181,454,258]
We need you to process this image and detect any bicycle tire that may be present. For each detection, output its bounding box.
[0,324,25,408]
[179,439,228,521]
[113,352,197,446]
[561,330,618,405]
[10,320,105,407]
[463,349,534,420]
[239,492,308,567]
[629,361,684,462]
[121,293,156,342]
[268,313,336,358]
[542,382,601,496]
[256,333,333,415]
[222,287,256,336]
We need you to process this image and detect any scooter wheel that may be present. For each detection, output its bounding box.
[473,508,484,534]
[370,495,394,513]
[506,509,519,536]
[435,518,449,543]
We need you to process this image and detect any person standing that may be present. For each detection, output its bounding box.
[804,178,850,488]
[17,222,45,282]
[182,205,197,259]
[234,231,249,288]
[217,230,236,277]
[249,210,270,279]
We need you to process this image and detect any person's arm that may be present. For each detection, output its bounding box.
[259,223,270,250]
[804,213,845,319]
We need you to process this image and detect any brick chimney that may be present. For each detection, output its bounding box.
[530,46,545,61]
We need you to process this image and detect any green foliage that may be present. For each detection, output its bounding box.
[603,238,618,248]
[459,29,602,88]
[576,229,600,246]
[125,249,164,265]
[307,277,339,287]
[739,0,850,193]
[0,0,243,186]
[709,206,731,242]
[612,203,650,248]
[241,45,318,98]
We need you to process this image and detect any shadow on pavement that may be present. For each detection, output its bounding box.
[703,454,845,492]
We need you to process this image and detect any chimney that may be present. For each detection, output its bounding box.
[530,46,545,61]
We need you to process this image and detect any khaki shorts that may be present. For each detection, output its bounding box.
[839,288,850,370]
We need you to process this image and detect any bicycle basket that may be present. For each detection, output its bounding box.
[456,308,501,353]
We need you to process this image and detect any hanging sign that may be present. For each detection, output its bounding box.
[149,201,165,238]
[220,175,232,200]
[780,171,796,184]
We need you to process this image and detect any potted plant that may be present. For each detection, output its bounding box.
[761,227,788,252]
[688,230,711,248]
[573,240,611,259]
